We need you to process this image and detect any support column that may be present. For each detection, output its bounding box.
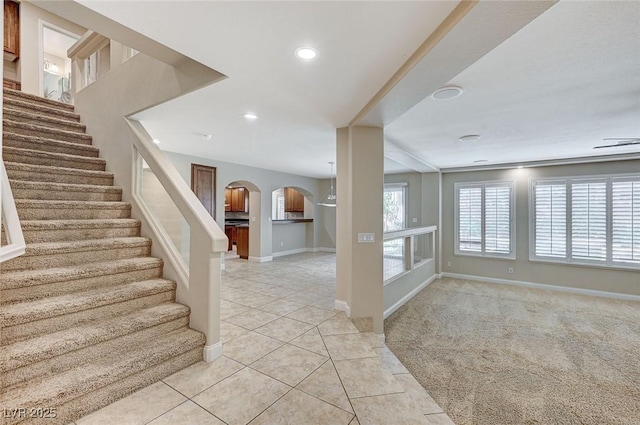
[335,126,384,334]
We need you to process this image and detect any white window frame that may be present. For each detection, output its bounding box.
[454,180,516,259]
[383,182,408,232]
[529,173,640,270]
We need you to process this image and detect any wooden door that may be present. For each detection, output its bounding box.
[191,164,216,218]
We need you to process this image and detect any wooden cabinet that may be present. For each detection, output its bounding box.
[284,187,304,213]
[236,226,249,259]
[226,187,248,212]
[4,0,20,62]
[224,225,237,251]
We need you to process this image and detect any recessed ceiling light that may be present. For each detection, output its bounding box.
[202,134,212,141]
[294,47,318,61]
[459,134,481,142]
[243,112,258,121]
[473,159,488,164]
[431,86,463,100]
[152,139,161,145]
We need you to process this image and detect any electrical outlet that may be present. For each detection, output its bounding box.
[447,261,452,267]
[508,267,514,274]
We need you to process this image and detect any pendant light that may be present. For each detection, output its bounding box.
[318,161,337,207]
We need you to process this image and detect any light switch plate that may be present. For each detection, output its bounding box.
[357,233,375,243]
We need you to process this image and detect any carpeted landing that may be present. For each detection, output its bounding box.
[385,277,640,425]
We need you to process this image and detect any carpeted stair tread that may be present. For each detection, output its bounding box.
[9,180,122,201]
[3,120,92,145]
[3,132,97,156]
[1,328,205,424]
[3,107,86,132]
[3,162,114,186]
[2,146,106,171]
[1,237,151,272]
[2,219,140,244]
[2,303,190,373]
[0,256,161,291]
[3,96,81,122]
[4,87,76,111]
[0,278,176,327]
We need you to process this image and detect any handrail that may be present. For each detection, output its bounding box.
[384,225,437,240]
[67,30,109,60]
[0,161,26,262]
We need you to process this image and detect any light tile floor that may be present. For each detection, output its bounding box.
[73,252,454,425]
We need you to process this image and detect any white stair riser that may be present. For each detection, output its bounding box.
[3,136,98,157]
[1,265,162,305]
[2,245,151,272]
[4,317,189,389]
[2,291,175,345]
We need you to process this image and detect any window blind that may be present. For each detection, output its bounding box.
[484,184,512,254]
[571,180,607,261]
[534,182,567,257]
[458,186,482,252]
[612,179,640,263]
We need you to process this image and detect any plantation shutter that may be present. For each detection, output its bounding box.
[571,180,607,261]
[484,184,512,254]
[534,181,567,257]
[612,178,640,263]
[458,186,482,252]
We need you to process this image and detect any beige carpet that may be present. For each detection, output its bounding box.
[385,278,640,425]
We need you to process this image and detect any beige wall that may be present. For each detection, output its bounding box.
[19,1,86,95]
[442,159,640,296]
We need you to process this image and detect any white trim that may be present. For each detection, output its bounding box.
[38,20,81,99]
[383,274,438,319]
[334,299,351,316]
[249,255,273,263]
[441,272,640,302]
[203,341,223,362]
[313,247,337,253]
[0,162,26,263]
[272,247,311,258]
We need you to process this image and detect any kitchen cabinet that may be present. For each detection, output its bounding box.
[4,0,19,62]
[236,226,249,259]
[227,187,248,212]
[224,225,238,251]
[284,187,304,213]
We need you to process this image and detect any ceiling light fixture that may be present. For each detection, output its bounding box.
[318,162,337,208]
[243,112,258,121]
[294,47,318,61]
[459,134,481,142]
[431,86,463,100]
[152,139,161,145]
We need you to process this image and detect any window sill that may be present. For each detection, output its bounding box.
[529,256,640,272]
[455,251,515,261]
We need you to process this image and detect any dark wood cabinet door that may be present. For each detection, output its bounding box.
[225,188,232,212]
[4,0,20,61]
[191,164,216,218]
[236,226,249,259]
[284,187,304,212]
[231,187,247,212]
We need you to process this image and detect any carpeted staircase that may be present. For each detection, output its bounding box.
[0,88,205,425]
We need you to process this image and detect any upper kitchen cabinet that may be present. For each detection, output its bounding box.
[226,187,248,212]
[4,0,20,62]
[284,187,304,213]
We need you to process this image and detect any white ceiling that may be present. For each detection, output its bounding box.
[76,0,640,178]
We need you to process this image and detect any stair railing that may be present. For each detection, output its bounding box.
[0,161,26,262]
[126,119,228,362]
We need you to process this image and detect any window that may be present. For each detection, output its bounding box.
[530,175,640,269]
[455,181,515,258]
[271,189,285,220]
[383,184,406,231]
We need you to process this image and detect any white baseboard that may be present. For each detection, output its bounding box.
[441,272,640,302]
[249,256,273,263]
[334,299,350,316]
[272,247,310,258]
[314,247,336,253]
[203,341,223,362]
[383,274,438,319]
